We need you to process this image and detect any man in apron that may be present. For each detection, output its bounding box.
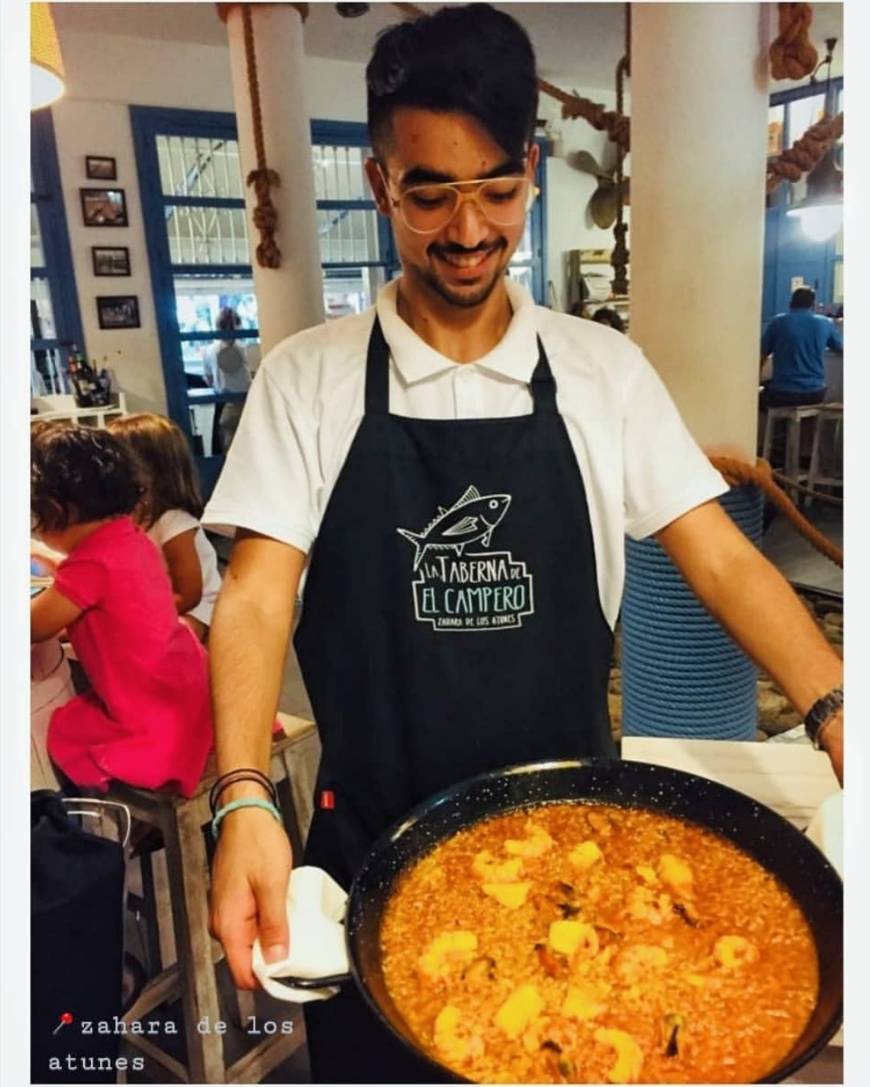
[204,5,843,1081]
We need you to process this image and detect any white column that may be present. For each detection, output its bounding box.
[225,3,324,353]
[630,3,772,456]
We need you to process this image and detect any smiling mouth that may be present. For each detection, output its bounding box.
[432,245,502,274]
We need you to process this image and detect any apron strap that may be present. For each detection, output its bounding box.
[364,318,558,415]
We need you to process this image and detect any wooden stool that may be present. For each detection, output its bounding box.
[761,404,821,502]
[108,714,320,1084]
[806,403,843,507]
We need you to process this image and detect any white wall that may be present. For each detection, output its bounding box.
[537,82,632,313]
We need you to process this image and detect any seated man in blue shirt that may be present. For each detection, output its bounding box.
[760,286,843,408]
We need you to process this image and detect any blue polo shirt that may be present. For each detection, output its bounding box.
[761,309,843,393]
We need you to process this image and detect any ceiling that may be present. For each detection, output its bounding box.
[54,2,844,91]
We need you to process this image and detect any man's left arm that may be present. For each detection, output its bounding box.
[656,500,843,781]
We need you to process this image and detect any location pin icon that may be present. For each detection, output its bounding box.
[52,1012,74,1036]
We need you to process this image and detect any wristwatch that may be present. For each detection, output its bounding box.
[804,688,843,750]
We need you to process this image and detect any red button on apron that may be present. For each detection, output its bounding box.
[319,789,335,810]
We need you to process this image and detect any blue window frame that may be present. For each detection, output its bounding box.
[132,109,549,494]
[31,109,85,396]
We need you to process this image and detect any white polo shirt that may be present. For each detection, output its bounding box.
[203,278,727,629]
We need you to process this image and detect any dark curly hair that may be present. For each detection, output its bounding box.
[31,421,144,533]
[366,4,538,162]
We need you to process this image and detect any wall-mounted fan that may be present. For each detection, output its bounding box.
[566,149,631,230]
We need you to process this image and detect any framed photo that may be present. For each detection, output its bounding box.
[80,188,128,227]
[96,295,140,330]
[92,246,130,277]
[85,155,117,181]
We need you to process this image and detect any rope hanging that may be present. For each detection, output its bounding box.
[769,3,818,80]
[241,4,282,269]
[708,456,842,568]
[611,3,631,297]
[766,110,843,192]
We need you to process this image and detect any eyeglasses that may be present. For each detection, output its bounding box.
[379,166,539,234]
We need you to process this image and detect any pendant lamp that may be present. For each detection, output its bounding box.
[31,3,66,110]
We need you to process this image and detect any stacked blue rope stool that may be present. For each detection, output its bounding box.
[621,485,764,741]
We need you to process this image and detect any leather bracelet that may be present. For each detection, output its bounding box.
[211,797,283,840]
[209,768,277,816]
[804,687,843,750]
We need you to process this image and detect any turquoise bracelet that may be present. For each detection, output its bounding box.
[211,797,283,840]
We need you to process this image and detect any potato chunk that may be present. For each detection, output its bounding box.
[658,853,694,894]
[594,1027,644,1084]
[419,931,478,979]
[548,919,599,957]
[494,984,544,1039]
[714,934,759,969]
[482,882,531,909]
[472,850,523,883]
[504,823,554,857]
[569,840,603,870]
[433,1005,470,1063]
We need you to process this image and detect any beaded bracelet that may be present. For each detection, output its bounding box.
[211,797,283,840]
[209,768,277,817]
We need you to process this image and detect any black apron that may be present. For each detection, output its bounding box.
[295,316,615,1082]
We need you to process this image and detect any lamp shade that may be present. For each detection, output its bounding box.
[31,3,65,110]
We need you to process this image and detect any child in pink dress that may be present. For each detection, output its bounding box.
[30,423,213,796]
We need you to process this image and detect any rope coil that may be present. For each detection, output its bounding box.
[769,3,818,80]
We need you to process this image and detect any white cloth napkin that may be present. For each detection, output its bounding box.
[252,866,350,1003]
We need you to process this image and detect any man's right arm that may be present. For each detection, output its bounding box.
[207,529,308,988]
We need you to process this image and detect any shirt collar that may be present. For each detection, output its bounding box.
[375,276,540,386]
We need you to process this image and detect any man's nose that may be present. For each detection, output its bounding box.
[445,194,492,248]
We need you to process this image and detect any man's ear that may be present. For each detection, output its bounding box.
[365,157,392,217]
[526,140,540,178]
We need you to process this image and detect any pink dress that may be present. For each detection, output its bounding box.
[47,517,213,796]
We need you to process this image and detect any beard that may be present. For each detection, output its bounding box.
[410,240,509,309]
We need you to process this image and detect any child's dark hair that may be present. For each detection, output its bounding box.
[31,422,144,533]
[108,413,203,525]
[366,4,538,163]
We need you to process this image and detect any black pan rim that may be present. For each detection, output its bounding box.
[344,757,843,1085]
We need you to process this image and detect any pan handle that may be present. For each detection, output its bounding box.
[270,972,352,989]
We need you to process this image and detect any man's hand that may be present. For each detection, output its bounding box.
[209,807,293,989]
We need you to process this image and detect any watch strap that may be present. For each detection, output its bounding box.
[804,687,843,748]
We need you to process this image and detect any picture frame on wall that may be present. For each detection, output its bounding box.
[80,188,128,227]
[85,155,117,180]
[96,295,140,330]
[92,246,130,277]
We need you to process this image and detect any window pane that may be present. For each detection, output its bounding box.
[317,208,380,264]
[323,268,385,318]
[312,143,371,202]
[165,205,250,264]
[157,135,244,198]
[768,104,785,157]
[788,94,825,147]
[173,274,259,335]
[31,204,45,266]
[182,336,260,380]
[32,346,70,397]
[30,277,56,339]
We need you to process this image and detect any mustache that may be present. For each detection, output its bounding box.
[429,240,506,257]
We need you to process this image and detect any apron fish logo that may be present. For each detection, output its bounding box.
[397,485,511,571]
